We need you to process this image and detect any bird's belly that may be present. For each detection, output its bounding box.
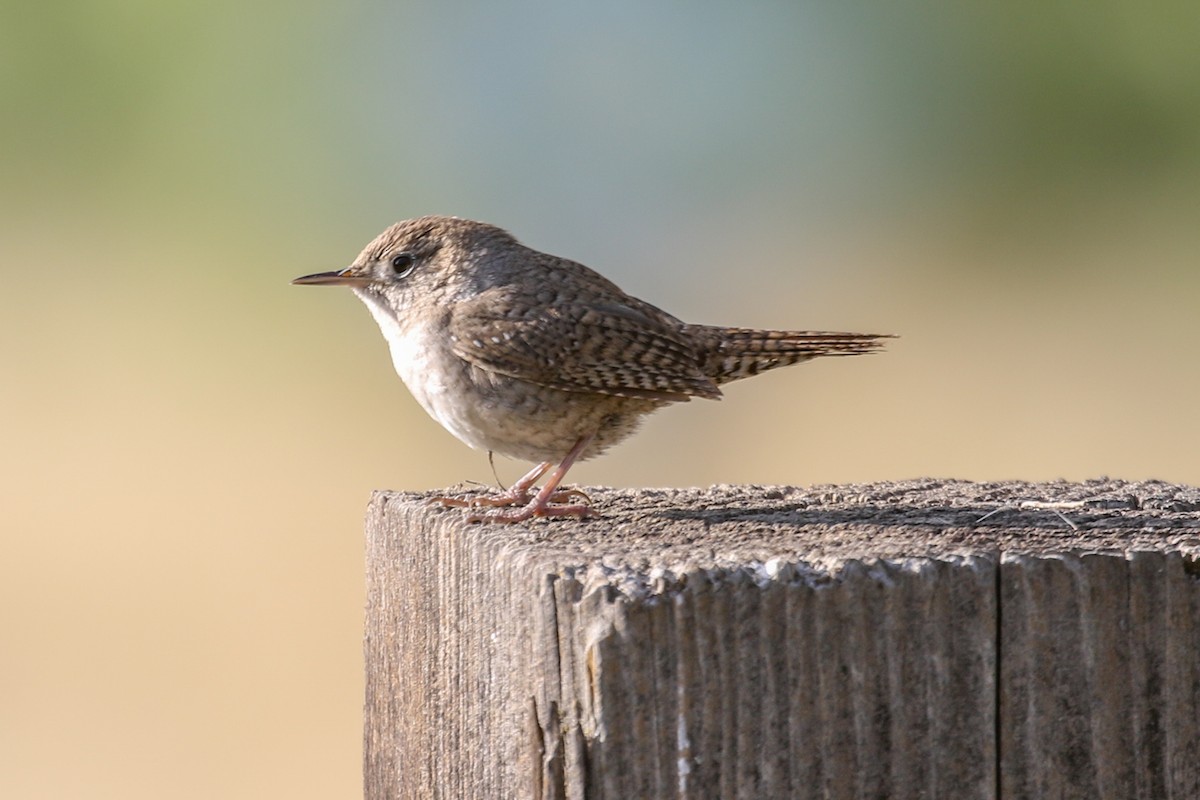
[389,329,659,463]
[383,326,495,450]
[361,298,666,463]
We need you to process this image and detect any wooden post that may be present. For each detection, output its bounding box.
[362,479,1200,800]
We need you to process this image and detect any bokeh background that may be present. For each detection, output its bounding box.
[3,2,1198,797]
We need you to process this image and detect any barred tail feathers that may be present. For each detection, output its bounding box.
[686,326,892,385]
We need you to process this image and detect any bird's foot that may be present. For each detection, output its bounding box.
[430,488,532,508]
[431,486,595,522]
[464,494,598,524]
[432,436,597,524]
[430,458,555,509]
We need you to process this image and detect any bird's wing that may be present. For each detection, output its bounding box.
[447,287,721,401]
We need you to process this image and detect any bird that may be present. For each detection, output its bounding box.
[293,216,890,523]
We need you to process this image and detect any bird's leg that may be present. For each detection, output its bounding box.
[431,448,590,510]
[432,460,552,508]
[465,435,597,523]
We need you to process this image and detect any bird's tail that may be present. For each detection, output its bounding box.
[685,325,892,386]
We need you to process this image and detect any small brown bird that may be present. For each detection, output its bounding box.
[294,216,889,523]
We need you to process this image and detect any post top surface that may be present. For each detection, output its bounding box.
[372,479,1200,571]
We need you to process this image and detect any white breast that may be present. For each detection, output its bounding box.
[356,291,495,452]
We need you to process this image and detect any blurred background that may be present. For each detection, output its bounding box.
[2,1,1198,797]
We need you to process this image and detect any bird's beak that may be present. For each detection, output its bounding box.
[291,267,372,287]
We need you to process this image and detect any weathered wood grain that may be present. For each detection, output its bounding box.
[362,479,1200,800]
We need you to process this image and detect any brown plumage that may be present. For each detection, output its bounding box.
[293,215,891,522]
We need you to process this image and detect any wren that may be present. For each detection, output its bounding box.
[294,216,890,523]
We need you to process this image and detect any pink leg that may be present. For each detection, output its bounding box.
[432,460,552,508]
[465,435,597,524]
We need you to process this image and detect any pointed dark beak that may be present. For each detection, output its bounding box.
[291,267,372,287]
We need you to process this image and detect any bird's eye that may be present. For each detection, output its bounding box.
[390,252,416,278]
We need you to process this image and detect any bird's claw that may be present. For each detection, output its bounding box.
[430,485,594,522]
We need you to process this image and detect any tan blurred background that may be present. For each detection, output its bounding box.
[2,2,1198,797]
